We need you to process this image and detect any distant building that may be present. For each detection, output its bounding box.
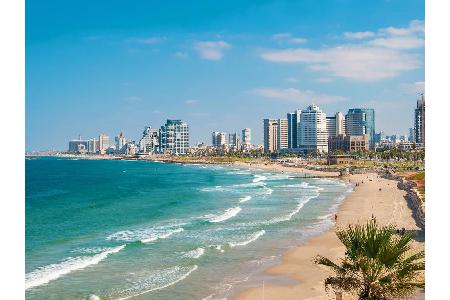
[212,131,227,148]
[277,118,288,150]
[327,154,355,165]
[125,143,138,155]
[287,110,301,149]
[329,134,369,152]
[68,135,89,153]
[88,138,97,153]
[115,132,127,152]
[408,128,415,142]
[297,104,328,153]
[98,133,109,154]
[139,127,159,154]
[345,108,375,149]
[160,119,189,155]
[374,131,384,144]
[414,94,425,145]
[242,128,251,148]
[263,119,279,152]
[326,112,346,138]
[228,132,240,149]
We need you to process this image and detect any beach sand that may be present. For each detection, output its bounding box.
[234,172,425,300]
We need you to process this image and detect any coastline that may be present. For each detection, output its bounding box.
[234,171,425,300]
[28,155,424,299]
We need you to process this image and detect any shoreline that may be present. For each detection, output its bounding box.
[27,155,424,298]
[234,171,425,300]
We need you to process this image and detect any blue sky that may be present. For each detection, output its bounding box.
[26,0,424,151]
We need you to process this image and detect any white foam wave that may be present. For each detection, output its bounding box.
[268,195,317,224]
[252,174,267,182]
[201,185,225,192]
[107,227,184,243]
[118,265,198,300]
[141,228,184,243]
[233,181,266,188]
[239,196,252,203]
[229,230,265,247]
[25,245,126,290]
[204,207,242,223]
[317,213,333,220]
[183,247,205,259]
[262,187,273,195]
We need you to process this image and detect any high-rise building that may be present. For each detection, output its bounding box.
[139,127,160,154]
[277,118,288,150]
[160,119,189,155]
[115,132,127,152]
[98,133,109,154]
[345,108,375,148]
[297,104,328,153]
[212,131,227,147]
[326,112,346,138]
[287,110,301,149]
[68,136,89,153]
[88,138,97,153]
[241,128,251,150]
[228,132,240,149]
[414,94,425,145]
[242,128,251,145]
[263,119,279,153]
[408,128,415,142]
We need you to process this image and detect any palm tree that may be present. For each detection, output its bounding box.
[314,219,424,300]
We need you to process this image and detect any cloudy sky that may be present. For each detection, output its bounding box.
[26,0,424,150]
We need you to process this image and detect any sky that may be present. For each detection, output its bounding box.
[26,0,425,151]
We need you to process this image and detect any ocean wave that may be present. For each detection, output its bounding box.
[107,227,184,244]
[25,245,126,290]
[252,175,267,183]
[182,247,205,259]
[200,185,225,192]
[262,187,273,195]
[239,196,252,203]
[267,195,317,224]
[204,207,242,223]
[232,181,266,188]
[118,265,198,300]
[228,230,265,247]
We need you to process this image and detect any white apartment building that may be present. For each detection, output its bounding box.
[297,104,328,153]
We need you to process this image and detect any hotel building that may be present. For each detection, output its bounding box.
[345,108,375,149]
[297,104,328,153]
[414,94,425,145]
[287,110,301,149]
[160,119,189,155]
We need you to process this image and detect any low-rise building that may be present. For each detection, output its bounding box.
[329,134,369,152]
[327,154,355,165]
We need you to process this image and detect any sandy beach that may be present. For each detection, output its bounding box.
[234,171,425,300]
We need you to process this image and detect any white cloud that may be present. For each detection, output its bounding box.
[368,36,424,49]
[261,46,420,81]
[272,33,307,44]
[185,99,198,105]
[316,77,334,83]
[194,41,232,60]
[248,87,347,104]
[261,20,424,81]
[344,31,375,39]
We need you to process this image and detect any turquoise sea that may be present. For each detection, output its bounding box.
[25,157,351,299]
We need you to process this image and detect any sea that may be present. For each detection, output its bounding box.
[25,157,352,300]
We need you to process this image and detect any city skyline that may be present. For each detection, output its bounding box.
[26,0,424,151]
